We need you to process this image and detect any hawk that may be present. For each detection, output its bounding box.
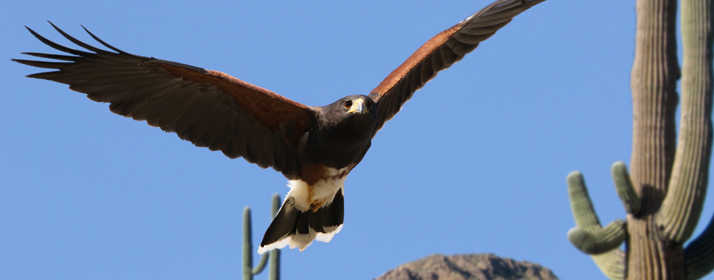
[13,0,543,253]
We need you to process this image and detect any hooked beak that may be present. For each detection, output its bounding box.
[347,99,365,114]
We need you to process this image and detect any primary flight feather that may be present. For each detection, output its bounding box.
[14,0,543,253]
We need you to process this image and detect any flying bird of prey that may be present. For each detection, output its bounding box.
[14,0,543,253]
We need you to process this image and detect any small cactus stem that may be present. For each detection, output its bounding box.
[655,0,713,244]
[271,193,281,216]
[269,249,280,280]
[269,194,281,280]
[592,249,626,280]
[611,162,641,215]
[567,171,600,227]
[567,171,625,279]
[684,215,714,280]
[243,207,254,280]
[568,220,627,255]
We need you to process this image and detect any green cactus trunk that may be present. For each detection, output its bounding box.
[567,0,714,279]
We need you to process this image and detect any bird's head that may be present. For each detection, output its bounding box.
[318,94,377,131]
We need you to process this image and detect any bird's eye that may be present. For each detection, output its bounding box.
[343,100,352,109]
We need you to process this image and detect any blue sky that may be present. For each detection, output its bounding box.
[3,1,713,279]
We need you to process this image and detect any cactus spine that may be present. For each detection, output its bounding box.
[243,194,281,280]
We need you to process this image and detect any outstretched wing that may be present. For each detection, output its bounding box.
[369,0,544,131]
[14,23,317,178]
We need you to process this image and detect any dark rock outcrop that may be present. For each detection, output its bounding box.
[375,254,558,280]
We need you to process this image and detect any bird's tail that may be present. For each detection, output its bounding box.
[258,188,344,254]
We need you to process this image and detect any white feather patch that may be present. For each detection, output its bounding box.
[285,168,347,211]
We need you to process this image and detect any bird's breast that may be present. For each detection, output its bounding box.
[303,128,372,169]
[287,166,350,212]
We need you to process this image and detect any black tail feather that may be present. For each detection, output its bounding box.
[259,189,344,252]
[261,197,300,246]
[308,189,344,233]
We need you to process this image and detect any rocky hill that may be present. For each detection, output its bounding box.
[375,254,558,280]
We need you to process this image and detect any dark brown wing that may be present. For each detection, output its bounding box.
[13,22,317,178]
[368,0,544,131]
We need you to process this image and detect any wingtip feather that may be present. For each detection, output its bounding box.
[23,24,92,56]
[47,21,110,54]
[20,51,78,61]
[12,58,68,69]
[81,24,127,54]
[24,25,40,37]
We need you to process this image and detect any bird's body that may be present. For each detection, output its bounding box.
[14,0,543,253]
[259,95,377,252]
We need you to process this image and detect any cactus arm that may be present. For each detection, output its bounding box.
[243,204,272,279]
[252,252,269,275]
[655,0,713,244]
[681,1,714,279]
[568,220,627,255]
[611,162,641,215]
[567,171,626,279]
[655,0,714,244]
[568,172,600,227]
[592,250,627,280]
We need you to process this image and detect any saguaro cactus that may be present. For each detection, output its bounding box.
[566,0,714,279]
[243,194,281,280]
